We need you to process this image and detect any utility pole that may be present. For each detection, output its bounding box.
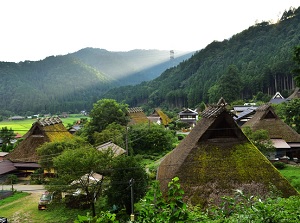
[129,178,134,222]
[125,125,129,155]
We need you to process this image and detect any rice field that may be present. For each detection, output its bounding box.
[0,114,88,135]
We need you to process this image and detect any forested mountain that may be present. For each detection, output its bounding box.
[102,7,300,110]
[70,48,194,85]
[0,49,193,117]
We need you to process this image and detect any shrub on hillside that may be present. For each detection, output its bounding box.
[273,161,286,170]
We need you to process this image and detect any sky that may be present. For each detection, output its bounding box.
[1,0,300,62]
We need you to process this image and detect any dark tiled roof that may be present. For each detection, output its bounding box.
[0,160,17,175]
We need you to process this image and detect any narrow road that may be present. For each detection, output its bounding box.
[1,184,45,193]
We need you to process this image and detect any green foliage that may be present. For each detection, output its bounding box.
[6,174,18,184]
[75,211,119,223]
[210,190,300,223]
[93,123,125,147]
[106,155,148,214]
[137,178,187,222]
[293,45,300,87]
[273,162,287,170]
[216,65,242,103]
[103,8,300,108]
[0,127,16,152]
[48,147,114,216]
[129,124,176,154]
[242,126,275,155]
[84,99,129,144]
[280,99,300,133]
[37,136,89,171]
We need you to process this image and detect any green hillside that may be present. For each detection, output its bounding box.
[0,49,193,117]
[102,7,300,109]
[0,56,113,116]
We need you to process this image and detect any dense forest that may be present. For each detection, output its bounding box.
[0,49,193,117]
[102,7,300,110]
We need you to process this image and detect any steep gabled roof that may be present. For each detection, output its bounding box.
[243,104,300,142]
[127,107,149,125]
[157,98,298,207]
[7,117,72,163]
[269,92,289,104]
[179,108,198,116]
[148,108,171,126]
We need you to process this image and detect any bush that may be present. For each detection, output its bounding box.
[273,162,286,170]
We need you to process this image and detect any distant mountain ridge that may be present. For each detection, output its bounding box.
[69,48,194,85]
[0,48,194,116]
[102,7,300,110]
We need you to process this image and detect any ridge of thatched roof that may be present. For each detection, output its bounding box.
[148,108,171,126]
[157,99,298,207]
[7,117,72,163]
[288,87,300,99]
[127,107,149,125]
[243,104,300,142]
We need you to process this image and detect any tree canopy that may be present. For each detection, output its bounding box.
[47,147,114,216]
[105,155,148,214]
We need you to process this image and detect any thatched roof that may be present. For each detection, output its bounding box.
[7,117,72,163]
[157,98,298,207]
[243,104,300,142]
[288,87,300,99]
[127,107,149,125]
[96,141,126,157]
[148,108,171,126]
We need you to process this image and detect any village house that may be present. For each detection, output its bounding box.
[243,103,300,162]
[127,107,149,125]
[269,92,290,104]
[0,117,72,181]
[178,108,198,127]
[147,108,171,127]
[157,98,298,208]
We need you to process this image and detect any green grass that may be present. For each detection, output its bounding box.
[0,114,88,135]
[0,191,28,206]
[279,165,300,192]
[0,192,88,222]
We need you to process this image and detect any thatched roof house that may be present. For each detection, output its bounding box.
[127,107,149,125]
[157,98,298,208]
[243,104,300,159]
[7,117,72,163]
[147,108,171,127]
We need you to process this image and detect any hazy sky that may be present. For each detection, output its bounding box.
[1,0,300,62]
